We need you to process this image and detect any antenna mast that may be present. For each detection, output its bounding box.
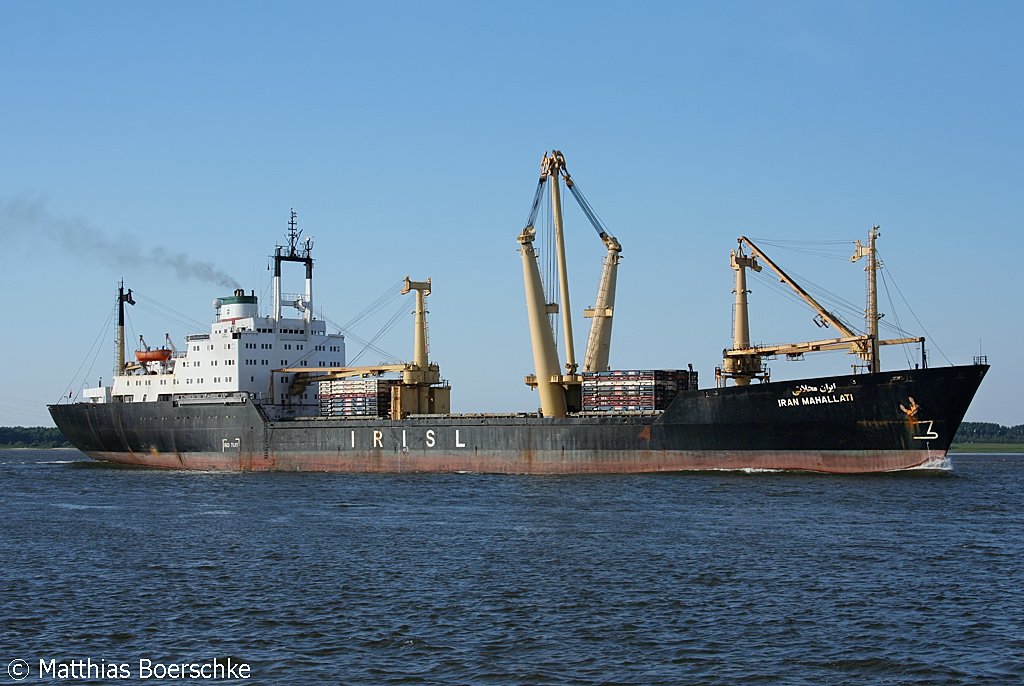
[272,209,315,323]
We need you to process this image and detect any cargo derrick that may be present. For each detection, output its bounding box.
[717,231,923,386]
[519,150,623,416]
[392,277,449,417]
[279,276,450,418]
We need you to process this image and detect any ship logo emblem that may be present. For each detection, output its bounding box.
[899,397,919,417]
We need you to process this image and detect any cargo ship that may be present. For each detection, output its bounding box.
[49,153,988,473]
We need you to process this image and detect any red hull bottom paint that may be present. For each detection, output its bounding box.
[83,449,944,474]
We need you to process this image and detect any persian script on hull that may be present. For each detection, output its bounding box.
[778,382,855,408]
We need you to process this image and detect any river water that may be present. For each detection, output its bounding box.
[1,450,1021,684]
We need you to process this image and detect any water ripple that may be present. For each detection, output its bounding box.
[1,450,1021,684]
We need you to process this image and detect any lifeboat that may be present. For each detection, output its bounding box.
[135,349,173,363]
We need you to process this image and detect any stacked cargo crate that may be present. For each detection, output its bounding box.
[581,369,698,412]
[318,378,397,417]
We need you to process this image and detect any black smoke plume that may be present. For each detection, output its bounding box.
[0,195,241,289]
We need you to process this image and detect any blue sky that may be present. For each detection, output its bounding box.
[1,1,1021,426]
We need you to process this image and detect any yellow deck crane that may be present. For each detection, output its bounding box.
[275,276,450,418]
[518,150,623,416]
[718,230,923,386]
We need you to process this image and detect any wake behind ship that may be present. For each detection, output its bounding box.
[50,154,987,473]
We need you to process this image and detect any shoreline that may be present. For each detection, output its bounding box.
[950,443,1024,454]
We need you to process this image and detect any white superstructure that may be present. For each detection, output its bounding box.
[82,212,346,416]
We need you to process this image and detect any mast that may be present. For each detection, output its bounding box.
[272,245,282,321]
[304,247,313,326]
[272,209,314,324]
[543,151,578,374]
[402,277,431,373]
[732,247,754,351]
[400,276,441,412]
[852,226,881,373]
[721,245,763,386]
[115,281,135,377]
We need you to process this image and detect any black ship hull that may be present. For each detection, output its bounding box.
[49,365,988,474]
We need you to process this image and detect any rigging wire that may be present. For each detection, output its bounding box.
[749,237,857,262]
[347,296,412,366]
[750,237,856,244]
[341,279,406,332]
[125,309,138,352]
[319,311,399,364]
[297,280,411,366]
[750,262,912,340]
[317,281,415,365]
[133,304,200,335]
[741,237,867,331]
[565,180,615,239]
[747,250,888,335]
[260,279,273,316]
[749,269,814,312]
[747,245,863,338]
[542,183,559,353]
[523,176,546,229]
[750,238,921,339]
[878,265,915,368]
[0,398,52,422]
[320,313,401,364]
[57,301,116,403]
[744,239,943,369]
[782,266,866,328]
[287,293,406,369]
[133,296,207,334]
[882,262,954,366]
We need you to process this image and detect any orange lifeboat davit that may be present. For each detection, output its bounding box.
[135,349,173,363]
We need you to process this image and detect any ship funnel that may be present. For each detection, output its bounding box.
[218,291,259,321]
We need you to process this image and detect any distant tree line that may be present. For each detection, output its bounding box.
[954,422,1024,444]
[0,427,71,448]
